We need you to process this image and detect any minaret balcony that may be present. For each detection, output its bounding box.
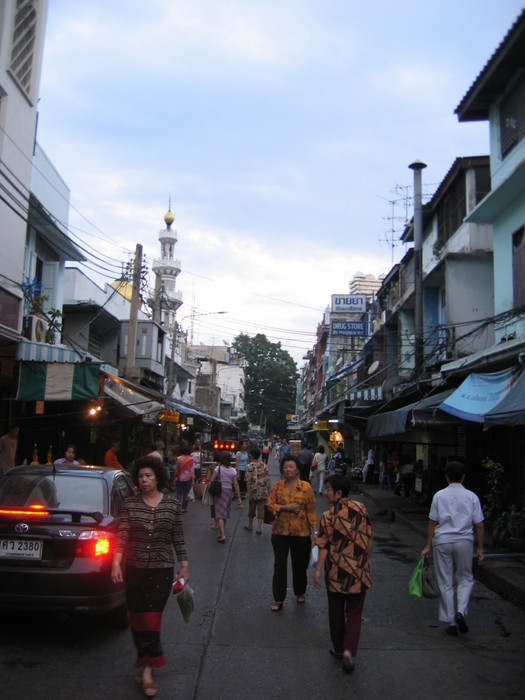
[152,258,181,276]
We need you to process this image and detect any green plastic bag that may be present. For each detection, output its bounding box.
[408,557,424,598]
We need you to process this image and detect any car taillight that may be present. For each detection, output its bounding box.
[76,530,113,558]
[0,504,49,517]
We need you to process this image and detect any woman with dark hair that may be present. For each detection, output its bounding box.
[314,473,373,673]
[174,444,195,513]
[208,450,243,543]
[54,444,79,466]
[267,454,318,611]
[112,455,190,697]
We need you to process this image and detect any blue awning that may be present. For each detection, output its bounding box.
[439,367,521,423]
[483,370,525,429]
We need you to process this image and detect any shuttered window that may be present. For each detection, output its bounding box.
[513,226,525,307]
[500,73,525,158]
[10,0,38,98]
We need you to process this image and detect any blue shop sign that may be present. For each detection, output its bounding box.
[332,321,365,337]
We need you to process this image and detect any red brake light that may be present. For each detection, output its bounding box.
[0,505,49,517]
[75,530,113,558]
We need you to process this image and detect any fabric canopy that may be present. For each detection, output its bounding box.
[439,367,521,423]
[17,361,100,401]
[366,390,453,439]
[104,375,163,420]
[483,370,525,429]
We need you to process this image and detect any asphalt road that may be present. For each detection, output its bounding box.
[1,455,524,700]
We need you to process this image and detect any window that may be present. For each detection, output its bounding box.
[512,226,525,307]
[9,0,38,99]
[500,73,525,158]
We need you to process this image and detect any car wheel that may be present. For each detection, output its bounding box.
[107,603,129,629]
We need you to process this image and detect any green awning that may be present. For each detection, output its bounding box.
[17,362,100,401]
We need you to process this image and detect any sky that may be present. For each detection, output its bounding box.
[36,0,525,366]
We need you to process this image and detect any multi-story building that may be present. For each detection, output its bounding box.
[0,0,49,421]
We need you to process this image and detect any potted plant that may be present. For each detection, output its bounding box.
[492,506,525,550]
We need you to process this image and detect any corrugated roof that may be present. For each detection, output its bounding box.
[455,9,525,121]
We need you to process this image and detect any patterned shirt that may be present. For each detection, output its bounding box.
[245,460,270,501]
[115,492,188,568]
[317,498,373,594]
[267,479,318,537]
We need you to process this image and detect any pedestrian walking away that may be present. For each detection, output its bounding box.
[244,447,271,534]
[261,439,270,464]
[268,454,317,611]
[420,460,485,636]
[314,473,373,673]
[311,445,327,494]
[235,439,249,498]
[173,444,195,513]
[208,450,244,543]
[111,454,190,698]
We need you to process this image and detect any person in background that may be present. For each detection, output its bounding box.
[104,441,123,469]
[54,444,79,466]
[173,444,195,513]
[311,445,328,494]
[111,455,190,698]
[191,439,202,479]
[235,439,249,498]
[208,450,243,543]
[244,447,271,534]
[147,443,164,463]
[0,425,19,474]
[277,437,290,461]
[297,441,314,482]
[314,473,373,673]
[363,446,375,484]
[261,439,270,465]
[268,454,317,611]
[421,461,484,636]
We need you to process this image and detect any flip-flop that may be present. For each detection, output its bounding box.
[255,530,262,535]
[243,526,253,531]
[296,596,306,604]
[271,602,283,612]
[217,537,226,543]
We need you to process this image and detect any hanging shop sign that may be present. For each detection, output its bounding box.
[331,295,366,314]
[332,321,365,337]
[157,410,180,423]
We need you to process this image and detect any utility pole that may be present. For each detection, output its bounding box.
[125,243,142,380]
[409,160,427,377]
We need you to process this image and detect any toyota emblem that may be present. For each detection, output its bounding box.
[15,523,29,533]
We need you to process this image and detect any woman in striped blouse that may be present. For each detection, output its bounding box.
[112,455,190,698]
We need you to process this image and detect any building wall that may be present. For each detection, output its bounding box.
[0,0,49,323]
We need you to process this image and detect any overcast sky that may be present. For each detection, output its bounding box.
[36,0,525,365]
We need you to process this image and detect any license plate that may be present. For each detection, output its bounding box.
[0,538,43,560]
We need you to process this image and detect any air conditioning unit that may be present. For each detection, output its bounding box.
[27,316,49,343]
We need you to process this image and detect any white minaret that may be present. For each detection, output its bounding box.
[151,206,183,336]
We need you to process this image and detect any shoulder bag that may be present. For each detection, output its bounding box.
[208,466,222,497]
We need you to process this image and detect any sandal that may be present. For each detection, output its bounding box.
[217,537,226,543]
[271,602,284,612]
[243,526,253,531]
[329,649,343,660]
[142,680,158,697]
[296,596,306,604]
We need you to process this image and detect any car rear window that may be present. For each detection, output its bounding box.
[0,473,106,513]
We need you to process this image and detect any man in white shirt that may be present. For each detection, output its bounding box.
[421,461,484,636]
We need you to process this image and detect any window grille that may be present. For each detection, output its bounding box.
[10,0,37,98]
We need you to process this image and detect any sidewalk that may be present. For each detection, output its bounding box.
[357,480,525,611]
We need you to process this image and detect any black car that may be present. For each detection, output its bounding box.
[0,464,136,626]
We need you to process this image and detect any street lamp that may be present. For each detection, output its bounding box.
[167,310,228,396]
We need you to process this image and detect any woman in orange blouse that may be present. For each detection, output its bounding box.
[313,472,373,673]
[267,455,318,611]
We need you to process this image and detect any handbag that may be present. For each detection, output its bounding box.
[263,504,275,524]
[408,556,424,598]
[201,483,214,506]
[311,459,318,470]
[422,557,441,598]
[208,466,222,497]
